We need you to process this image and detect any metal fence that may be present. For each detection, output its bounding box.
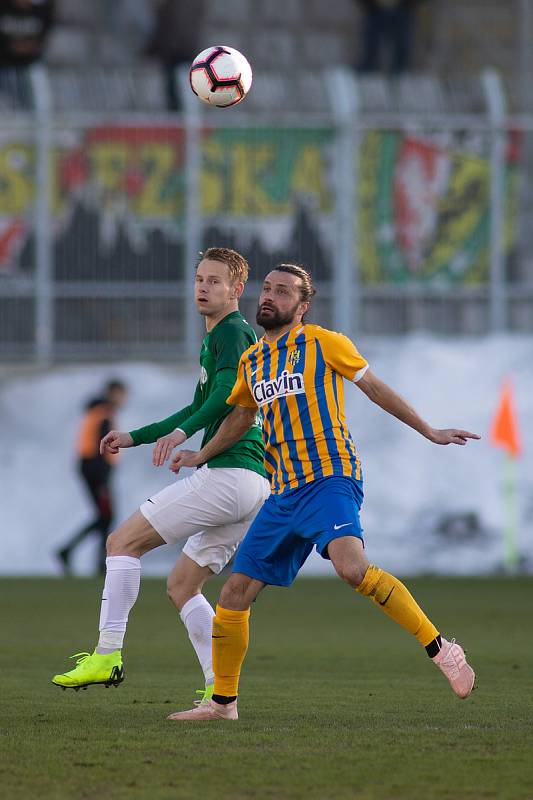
[1,66,532,363]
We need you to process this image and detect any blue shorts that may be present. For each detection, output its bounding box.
[233,476,364,587]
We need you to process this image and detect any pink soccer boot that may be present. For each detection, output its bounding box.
[432,637,475,699]
[167,698,238,721]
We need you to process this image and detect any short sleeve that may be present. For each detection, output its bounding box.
[226,355,258,408]
[211,325,253,372]
[319,330,369,382]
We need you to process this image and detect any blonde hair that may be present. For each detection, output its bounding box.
[201,247,249,284]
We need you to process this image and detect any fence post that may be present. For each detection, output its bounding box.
[326,68,360,339]
[519,0,533,110]
[482,69,508,331]
[179,65,203,360]
[29,64,54,364]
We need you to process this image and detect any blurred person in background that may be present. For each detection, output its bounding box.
[56,380,128,576]
[106,0,155,63]
[0,0,54,107]
[354,0,423,74]
[146,0,206,110]
[0,0,54,67]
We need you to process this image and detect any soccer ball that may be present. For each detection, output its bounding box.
[189,46,253,108]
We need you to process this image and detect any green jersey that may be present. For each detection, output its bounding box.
[130,311,266,477]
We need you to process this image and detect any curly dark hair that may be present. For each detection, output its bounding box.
[274,263,316,303]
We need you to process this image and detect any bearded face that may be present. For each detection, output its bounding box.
[256,298,302,330]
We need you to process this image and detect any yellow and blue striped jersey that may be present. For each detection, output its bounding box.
[227,323,369,495]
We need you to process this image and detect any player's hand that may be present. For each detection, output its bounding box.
[152,430,187,466]
[100,430,133,455]
[429,428,481,446]
[169,449,202,474]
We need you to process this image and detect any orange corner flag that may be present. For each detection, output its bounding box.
[490,380,522,458]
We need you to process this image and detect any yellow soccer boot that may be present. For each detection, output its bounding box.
[52,650,124,691]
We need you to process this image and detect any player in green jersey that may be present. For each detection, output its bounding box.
[52,248,270,700]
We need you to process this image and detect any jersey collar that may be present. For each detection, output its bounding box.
[208,310,243,334]
[261,322,305,347]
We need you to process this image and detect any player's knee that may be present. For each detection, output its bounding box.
[106,530,120,556]
[106,529,135,557]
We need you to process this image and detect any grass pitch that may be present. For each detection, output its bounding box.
[1,576,532,800]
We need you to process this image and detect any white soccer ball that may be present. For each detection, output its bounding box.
[189,46,253,108]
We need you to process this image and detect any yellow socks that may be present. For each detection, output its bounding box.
[210,570,438,699]
[357,565,439,647]
[212,605,250,698]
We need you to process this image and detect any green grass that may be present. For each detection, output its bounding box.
[1,576,532,800]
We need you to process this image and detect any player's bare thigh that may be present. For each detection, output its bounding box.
[167,553,214,611]
[219,572,265,611]
[327,535,370,588]
[107,510,166,558]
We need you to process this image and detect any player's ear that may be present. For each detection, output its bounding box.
[232,281,245,300]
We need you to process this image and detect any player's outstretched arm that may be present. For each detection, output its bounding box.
[100,430,134,455]
[356,369,480,446]
[169,405,257,472]
[128,386,201,448]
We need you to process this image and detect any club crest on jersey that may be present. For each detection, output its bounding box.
[288,349,301,367]
[200,366,208,385]
[252,370,305,406]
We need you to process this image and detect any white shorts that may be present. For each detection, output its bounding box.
[139,465,270,574]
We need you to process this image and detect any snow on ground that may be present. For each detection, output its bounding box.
[0,333,532,577]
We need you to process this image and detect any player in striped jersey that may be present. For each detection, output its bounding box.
[167,264,480,721]
[238,316,366,494]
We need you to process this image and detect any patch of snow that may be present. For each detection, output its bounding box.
[0,333,531,577]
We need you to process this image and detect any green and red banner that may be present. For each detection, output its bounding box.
[0,125,520,282]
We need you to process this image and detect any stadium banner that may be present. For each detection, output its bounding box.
[0,125,519,282]
[0,125,335,280]
[0,129,36,274]
[358,130,520,285]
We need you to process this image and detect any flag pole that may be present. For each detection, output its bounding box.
[490,379,522,572]
[503,454,519,572]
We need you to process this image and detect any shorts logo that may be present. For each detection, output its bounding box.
[288,349,301,367]
[252,370,305,407]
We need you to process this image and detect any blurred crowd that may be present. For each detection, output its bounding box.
[0,0,430,111]
[355,0,427,74]
[0,0,54,68]
[0,0,205,108]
